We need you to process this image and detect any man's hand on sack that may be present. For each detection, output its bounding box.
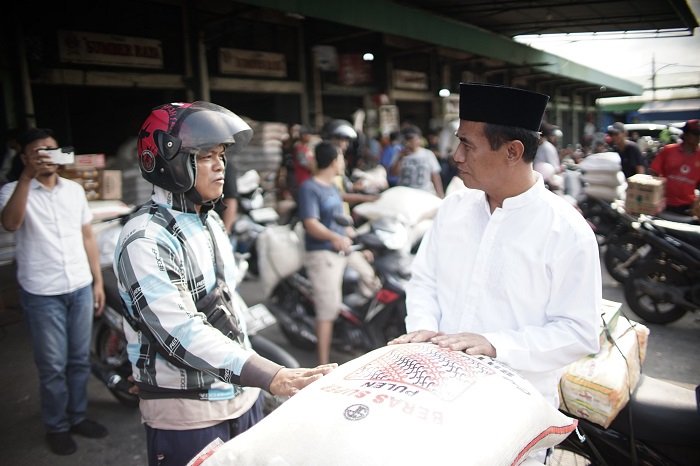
[389,330,497,357]
[388,329,442,345]
[269,364,337,397]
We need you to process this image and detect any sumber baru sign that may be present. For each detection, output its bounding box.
[219,48,287,78]
[58,30,163,69]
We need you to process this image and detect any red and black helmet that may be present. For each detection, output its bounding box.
[137,101,253,193]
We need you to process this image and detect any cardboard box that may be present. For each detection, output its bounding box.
[100,170,123,200]
[625,174,665,215]
[65,153,106,170]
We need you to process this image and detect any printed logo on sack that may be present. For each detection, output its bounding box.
[344,404,369,421]
[345,345,501,401]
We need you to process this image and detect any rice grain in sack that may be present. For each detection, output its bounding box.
[201,343,577,466]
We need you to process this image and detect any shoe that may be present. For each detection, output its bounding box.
[46,432,77,455]
[70,419,108,438]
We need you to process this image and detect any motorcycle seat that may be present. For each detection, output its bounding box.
[649,218,700,248]
[610,374,700,446]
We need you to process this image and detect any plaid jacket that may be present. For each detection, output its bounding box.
[114,188,255,400]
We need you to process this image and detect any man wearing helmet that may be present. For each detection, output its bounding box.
[115,102,335,465]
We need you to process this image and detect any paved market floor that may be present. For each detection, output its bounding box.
[1,259,698,466]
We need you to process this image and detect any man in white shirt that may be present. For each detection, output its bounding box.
[389,83,601,451]
[0,128,107,456]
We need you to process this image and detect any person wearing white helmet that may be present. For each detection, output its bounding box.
[114,101,335,466]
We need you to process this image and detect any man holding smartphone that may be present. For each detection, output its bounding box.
[0,128,108,456]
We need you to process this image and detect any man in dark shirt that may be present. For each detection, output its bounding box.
[607,122,646,179]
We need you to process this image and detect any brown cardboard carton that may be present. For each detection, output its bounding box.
[625,174,665,215]
[100,170,123,200]
[65,153,106,170]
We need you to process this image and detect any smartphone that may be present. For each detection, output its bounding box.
[40,147,75,165]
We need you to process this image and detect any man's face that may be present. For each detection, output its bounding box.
[332,137,350,153]
[335,151,345,175]
[683,131,699,147]
[608,131,625,145]
[22,137,60,176]
[403,134,422,152]
[194,144,226,202]
[452,120,507,192]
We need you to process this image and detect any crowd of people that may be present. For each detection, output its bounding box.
[1,86,698,465]
[530,118,700,218]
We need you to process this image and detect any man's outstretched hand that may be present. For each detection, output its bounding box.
[269,364,337,397]
[388,330,442,345]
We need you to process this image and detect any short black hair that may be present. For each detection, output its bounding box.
[483,123,540,163]
[18,128,55,154]
[315,141,339,169]
[401,125,422,139]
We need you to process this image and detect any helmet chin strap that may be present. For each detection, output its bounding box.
[184,187,219,210]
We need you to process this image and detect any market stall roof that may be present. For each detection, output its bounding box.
[638,98,700,114]
[233,0,698,98]
[393,0,698,36]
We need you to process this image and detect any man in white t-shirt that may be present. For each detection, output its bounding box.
[0,128,107,456]
[390,126,444,197]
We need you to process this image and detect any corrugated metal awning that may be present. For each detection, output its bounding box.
[638,99,700,114]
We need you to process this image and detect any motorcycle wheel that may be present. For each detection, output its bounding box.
[94,324,139,408]
[548,445,598,466]
[624,260,689,324]
[269,282,317,351]
[603,233,646,283]
[249,334,300,415]
[249,334,300,369]
[366,302,407,349]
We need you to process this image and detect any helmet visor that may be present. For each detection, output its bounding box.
[174,101,253,157]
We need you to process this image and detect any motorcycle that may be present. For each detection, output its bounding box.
[90,203,298,408]
[622,215,700,324]
[232,169,280,277]
[551,366,700,465]
[578,197,645,283]
[257,213,413,354]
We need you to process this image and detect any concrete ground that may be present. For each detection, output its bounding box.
[0,256,698,465]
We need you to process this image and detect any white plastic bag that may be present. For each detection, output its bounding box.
[256,223,305,298]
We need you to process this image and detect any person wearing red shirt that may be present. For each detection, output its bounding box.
[291,126,315,196]
[649,119,700,216]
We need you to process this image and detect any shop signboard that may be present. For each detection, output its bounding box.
[379,105,400,135]
[393,69,429,90]
[219,48,287,78]
[58,30,163,69]
[337,54,372,86]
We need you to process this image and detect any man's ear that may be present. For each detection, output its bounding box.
[506,140,525,164]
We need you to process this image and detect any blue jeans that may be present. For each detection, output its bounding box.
[20,284,93,433]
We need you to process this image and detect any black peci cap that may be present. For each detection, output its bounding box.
[459,83,549,132]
